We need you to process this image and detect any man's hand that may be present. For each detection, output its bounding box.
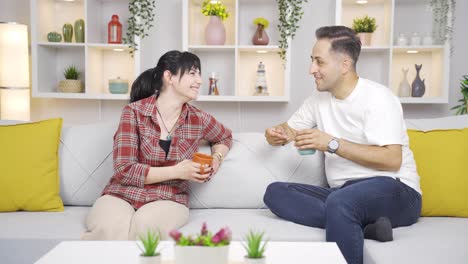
[265,125,290,146]
[295,129,332,152]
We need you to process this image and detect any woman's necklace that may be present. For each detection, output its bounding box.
[156,107,177,140]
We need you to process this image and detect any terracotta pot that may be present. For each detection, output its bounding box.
[357,32,372,46]
[192,152,213,174]
[252,25,269,45]
[205,16,226,45]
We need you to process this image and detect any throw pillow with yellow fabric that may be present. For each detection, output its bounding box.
[408,128,468,217]
[0,118,64,212]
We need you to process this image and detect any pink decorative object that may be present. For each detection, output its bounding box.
[205,16,226,45]
[252,25,269,45]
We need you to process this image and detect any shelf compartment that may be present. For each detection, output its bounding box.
[393,0,437,45]
[238,0,279,46]
[237,49,285,97]
[33,0,85,43]
[196,95,288,102]
[338,0,392,46]
[187,0,236,46]
[35,45,85,94]
[391,47,446,102]
[86,0,130,44]
[86,45,136,96]
[189,48,236,96]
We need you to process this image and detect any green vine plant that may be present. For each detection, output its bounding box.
[450,75,468,115]
[276,0,309,62]
[123,0,156,56]
[430,0,456,52]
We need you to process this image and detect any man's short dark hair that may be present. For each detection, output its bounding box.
[315,26,361,69]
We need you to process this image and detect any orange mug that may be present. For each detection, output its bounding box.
[192,153,213,174]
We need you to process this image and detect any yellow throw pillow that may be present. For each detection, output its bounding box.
[0,118,64,212]
[408,128,468,217]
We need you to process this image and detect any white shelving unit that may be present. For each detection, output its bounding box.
[335,0,450,104]
[182,0,290,102]
[31,0,140,100]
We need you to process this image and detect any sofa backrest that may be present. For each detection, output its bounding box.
[59,123,327,208]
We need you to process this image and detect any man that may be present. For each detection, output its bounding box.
[263,26,422,264]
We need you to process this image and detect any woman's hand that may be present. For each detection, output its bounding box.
[174,160,211,183]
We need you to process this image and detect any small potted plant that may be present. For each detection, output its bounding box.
[170,222,231,264]
[201,0,230,45]
[252,17,270,45]
[58,65,83,93]
[242,230,268,264]
[450,75,468,115]
[137,230,162,264]
[352,15,377,46]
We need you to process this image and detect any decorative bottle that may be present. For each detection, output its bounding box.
[411,64,426,97]
[398,67,411,97]
[208,72,220,95]
[254,62,269,96]
[108,15,122,44]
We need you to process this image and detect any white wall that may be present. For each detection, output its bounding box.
[1,0,467,130]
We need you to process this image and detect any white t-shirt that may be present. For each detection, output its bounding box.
[288,78,421,194]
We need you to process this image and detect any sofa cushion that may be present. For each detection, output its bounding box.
[408,128,468,217]
[0,118,64,212]
[364,217,468,264]
[189,133,326,209]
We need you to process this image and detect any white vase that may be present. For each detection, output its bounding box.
[399,67,411,97]
[205,16,226,45]
[175,245,229,264]
[139,255,161,264]
[244,256,266,264]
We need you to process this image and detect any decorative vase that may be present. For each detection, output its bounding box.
[58,80,83,93]
[398,67,411,97]
[62,23,73,42]
[74,19,85,43]
[108,77,129,94]
[174,245,229,264]
[411,64,425,97]
[139,255,161,264]
[108,14,122,44]
[205,16,226,45]
[252,25,269,45]
[47,32,62,42]
[244,257,266,264]
[357,32,372,46]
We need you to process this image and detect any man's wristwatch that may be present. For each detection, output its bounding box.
[327,138,340,154]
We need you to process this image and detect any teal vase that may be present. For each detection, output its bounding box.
[63,23,73,42]
[74,19,85,43]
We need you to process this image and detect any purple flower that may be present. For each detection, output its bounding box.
[169,230,181,242]
[201,222,208,236]
[212,227,231,244]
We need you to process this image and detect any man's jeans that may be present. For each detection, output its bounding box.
[263,176,421,264]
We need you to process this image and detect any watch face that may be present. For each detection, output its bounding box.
[329,139,339,150]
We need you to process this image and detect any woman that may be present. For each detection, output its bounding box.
[82,50,232,240]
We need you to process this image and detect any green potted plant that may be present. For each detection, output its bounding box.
[450,75,468,115]
[123,0,156,55]
[201,0,230,45]
[242,230,268,264]
[58,65,83,93]
[352,15,377,46]
[277,0,309,61]
[170,222,231,264]
[252,17,270,45]
[137,230,161,264]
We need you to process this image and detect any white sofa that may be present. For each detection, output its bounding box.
[1,116,467,264]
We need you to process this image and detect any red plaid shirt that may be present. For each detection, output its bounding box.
[102,95,232,209]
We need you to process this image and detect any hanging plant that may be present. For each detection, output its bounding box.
[276,0,308,62]
[123,0,156,56]
[430,0,455,51]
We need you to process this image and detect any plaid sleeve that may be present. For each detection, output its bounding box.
[112,105,150,188]
[201,111,233,149]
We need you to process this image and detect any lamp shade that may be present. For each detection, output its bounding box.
[0,22,30,121]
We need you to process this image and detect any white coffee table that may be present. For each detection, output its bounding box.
[35,241,346,264]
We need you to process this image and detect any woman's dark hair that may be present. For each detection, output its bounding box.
[129,50,201,103]
[315,26,361,69]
